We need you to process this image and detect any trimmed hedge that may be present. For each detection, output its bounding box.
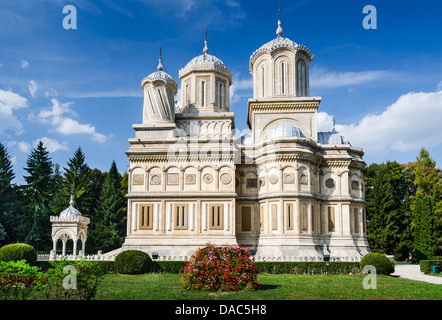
[0,243,37,266]
[154,261,186,273]
[360,253,394,275]
[115,250,153,274]
[420,260,442,274]
[255,261,362,274]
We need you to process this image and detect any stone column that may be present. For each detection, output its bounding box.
[62,239,66,256]
[73,239,78,257]
[224,202,230,231]
[154,203,159,231]
[167,203,172,231]
[307,202,313,234]
[190,203,195,231]
[294,199,300,234]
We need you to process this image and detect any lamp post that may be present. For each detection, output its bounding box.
[152,252,159,273]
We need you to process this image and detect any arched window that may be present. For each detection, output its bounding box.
[260,65,265,97]
[280,61,286,94]
[296,60,306,96]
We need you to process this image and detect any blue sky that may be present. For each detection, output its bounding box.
[1,0,441,185]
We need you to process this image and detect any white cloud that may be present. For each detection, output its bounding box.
[310,67,393,88]
[28,80,38,97]
[18,141,31,153]
[36,98,107,143]
[33,137,68,153]
[21,60,29,68]
[437,80,442,91]
[230,74,253,103]
[0,89,28,134]
[317,111,334,132]
[323,90,442,155]
[44,88,58,97]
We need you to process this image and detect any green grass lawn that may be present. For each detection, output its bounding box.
[94,273,442,300]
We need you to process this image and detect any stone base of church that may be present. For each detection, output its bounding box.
[121,235,238,260]
[121,234,370,262]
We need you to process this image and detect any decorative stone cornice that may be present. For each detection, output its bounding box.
[127,192,237,198]
[127,153,235,163]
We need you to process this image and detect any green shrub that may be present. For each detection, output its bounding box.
[255,261,361,274]
[0,260,40,300]
[0,243,37,266]
[420,260,441,274]
[181,243,261,292]
[155,261,186,273]
[115,250,153,274]
[360,253,394,275]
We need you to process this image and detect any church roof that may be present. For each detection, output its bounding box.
[267,122,305,140]
[141,46,177,88]
[179,29,231,79]
[249,14,313,69]
[59,195,82,219]
[317,129,351,146]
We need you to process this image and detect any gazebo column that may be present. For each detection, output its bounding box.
[73,238,78,257]
[62,238,67,256]
[81,238,86,256]
[52,238,57,252]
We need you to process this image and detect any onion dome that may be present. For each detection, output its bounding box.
[317,120,351,145]
[179,29,231,80]
[267,122,305,140]
[59,195,82,219]
[141,46,177,89]
[249,11,313,70]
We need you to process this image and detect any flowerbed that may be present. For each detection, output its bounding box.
[181,243,261,292]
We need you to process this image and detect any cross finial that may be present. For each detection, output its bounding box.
[203,27,209,54]
[276,6,283,37]
[69,193,74,206]
[157,44,163,71]
[333,118,336,131]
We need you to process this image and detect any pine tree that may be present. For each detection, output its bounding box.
[52,147,93,217]
[0,142,20,245]
[413,195,437,260]
[21,141,54,251]
[91,161,126,253]
[365,161,413,259]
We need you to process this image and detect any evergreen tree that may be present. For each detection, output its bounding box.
[21,141,54,251]
[365,161,413,260]
[52,147,93,217]
[89,161,126,253]
[0,143,20,245]
[413,195,437,260]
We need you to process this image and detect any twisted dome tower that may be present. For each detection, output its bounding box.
[141,46,178,124]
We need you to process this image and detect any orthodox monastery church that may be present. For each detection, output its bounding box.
[121,15,371,261]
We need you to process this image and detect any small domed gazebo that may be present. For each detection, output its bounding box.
[49,195,90,259]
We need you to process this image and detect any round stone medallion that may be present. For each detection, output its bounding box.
[203,173,213,184]
[325,178,335,188]
[150,174,161,185]
[220,173,232,185]
[269,174,279,184]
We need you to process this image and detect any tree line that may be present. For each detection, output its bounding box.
[0,141,441,261]
[0,141,127,254]
[365,148,442,261]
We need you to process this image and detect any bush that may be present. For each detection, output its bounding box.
[420,260,441,274]
[360,253,394,275]
[181,243,261,292]
[0,260,40,300]
[0,243,37,266]
[255,261,362,274]
[115,250,153,274]
[155,261,186,273]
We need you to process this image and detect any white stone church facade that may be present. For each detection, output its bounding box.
[121,17,370,261]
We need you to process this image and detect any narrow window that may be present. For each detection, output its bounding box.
[281,62,285,94]
[328,206,335,232]
[201,81,205,106]
[286,203,294,230]
[139,204,153,230]
[209,204,223,230]
[271,203,278,230]
[174,204,188,230]
[242,206,252,232]
[311,205,315,233]
[301,203,308,231]
[353,208,359,234]
[260,204,265,231]
[261,66,265,97]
